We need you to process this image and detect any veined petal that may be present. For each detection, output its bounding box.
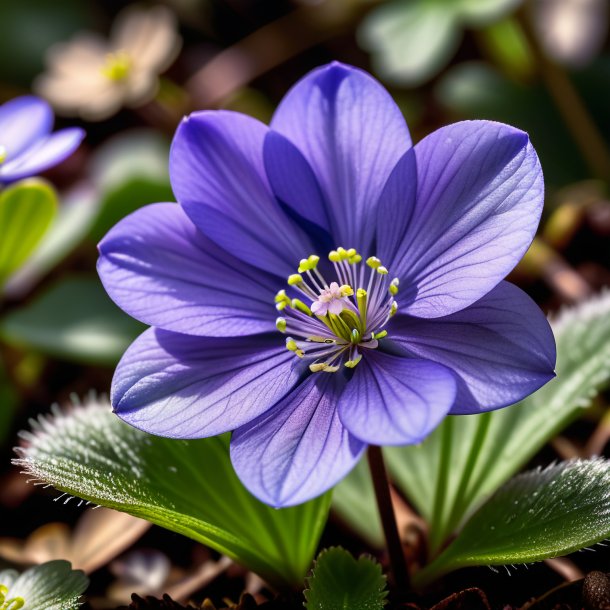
[338,351,456,445]
[378,120,544,317]
[170,110,313,277]
[263,131,332,238]
[389,281,556,414]
[0,96,53,160]
[97,203,279,337]
[230,374,366,508]
[0,128,84,182]
[270,62,411,251]
[112,328,299,438]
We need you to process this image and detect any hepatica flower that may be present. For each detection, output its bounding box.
[98,63,556,508]
[0,96,84,183]
[34,5,181,121]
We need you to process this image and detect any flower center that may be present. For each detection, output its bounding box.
[0,585,24,610]
[101,51,132,82]
[0,145,7,165]
[275,247,399,373]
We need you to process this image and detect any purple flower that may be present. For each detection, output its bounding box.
[97,63,556,508]
[0,96,84,183]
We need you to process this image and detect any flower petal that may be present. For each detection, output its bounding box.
[113,5,181,73]
[0,96,53,159]
[378,120,544,317]
[270,62,411,251]
[230,374,366,507]
[389,281,556,414]
[98,203,280,337]
[263,131,332,240]
[338,351,456,445]
[170,110,313,277]
[0,128,84,182]
[112,328,299,438]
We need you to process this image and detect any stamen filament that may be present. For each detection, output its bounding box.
[278,247,398,372]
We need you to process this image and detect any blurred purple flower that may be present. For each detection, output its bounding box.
[97,62,556,508]
[0,96,84,183]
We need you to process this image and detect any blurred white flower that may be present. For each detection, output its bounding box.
[533,0,608,67]
[34,5,182,121]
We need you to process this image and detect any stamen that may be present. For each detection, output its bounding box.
[101,50,131,81]
[0,145,7,165]
[276,248,399,372]
[0,585,24,610]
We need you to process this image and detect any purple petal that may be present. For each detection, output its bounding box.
[112,328,299,438]
[389,281,556,414]
[270,62,411,251]
[169,110,313,277]
[230,374,366,507]
[0,96,53,159]
[98,203,279,337]
[0,128,84,182]
[377,120,544,318]
[338,351,456,445]
[263,131,331,236]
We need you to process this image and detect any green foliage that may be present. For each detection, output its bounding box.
[384,290,610,553]
[14,397,331,588]
[415,459,610,587]
[90,177,174,243]
[0,560,88,610]
[332,456,384,548]
[435,62,588,186]
[304,548,387,610]
[358,0,520,86]
[3,185,99,298]
[0,179,57,289]
[88,131,173,242]
[0,275,144,365]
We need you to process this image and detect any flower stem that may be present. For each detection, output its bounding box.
[367,445,410,591]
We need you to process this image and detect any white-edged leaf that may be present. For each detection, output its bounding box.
[13,396,331,588]
[415,459,610,587]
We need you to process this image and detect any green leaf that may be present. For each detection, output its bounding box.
[0,179,57,288]
[358,0,520,87]
[457,0,521,25]
[14,397,331,588]
[434,62,589,187]
[88,130,173,242]
[415,459,610,587]
[304,547,387,610]
[358,0,461,87]
[385,290,610,551]
[89,177,174,244]
[0,560,88,610]
[332,455,384,548]
[3,184,100,298]
[0,275,145,365]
